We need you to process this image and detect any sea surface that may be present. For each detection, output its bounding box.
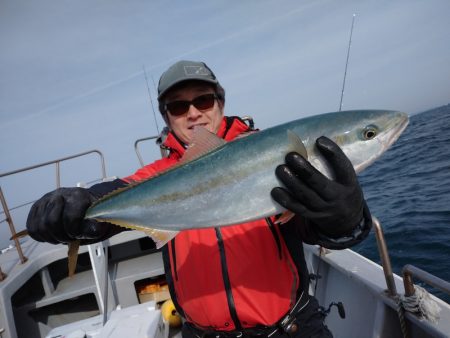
[354,104,450,302]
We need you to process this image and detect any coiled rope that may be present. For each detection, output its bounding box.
[400,285,441,324]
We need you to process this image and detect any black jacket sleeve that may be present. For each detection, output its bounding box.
[287,202,372,250]
[88,178,128,198]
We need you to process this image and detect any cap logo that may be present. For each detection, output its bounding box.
[184,65,210,76]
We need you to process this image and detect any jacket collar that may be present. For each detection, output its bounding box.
[162,116,251,160]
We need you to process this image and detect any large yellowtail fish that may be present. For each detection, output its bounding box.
[85,109,409,248]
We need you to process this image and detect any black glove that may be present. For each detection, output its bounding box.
[271,136,365,238]
[26,179,127,245]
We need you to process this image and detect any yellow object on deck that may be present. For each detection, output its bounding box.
[161,299,182,328]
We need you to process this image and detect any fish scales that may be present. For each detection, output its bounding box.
[95,132,289,228]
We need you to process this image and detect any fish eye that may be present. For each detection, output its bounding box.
[363,126,378,140]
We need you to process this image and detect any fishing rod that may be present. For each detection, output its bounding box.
[339,14,356,111]
[314,12,357,301]
[143,65,160,134]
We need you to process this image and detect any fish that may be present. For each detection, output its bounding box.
[85,109,409,248]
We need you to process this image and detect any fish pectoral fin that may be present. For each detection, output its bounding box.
[181,126,226,163]
[287,130,308,159]
[142,229,179,249]
[274,211,296,224]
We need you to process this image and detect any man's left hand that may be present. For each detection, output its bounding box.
[271,136,365,238]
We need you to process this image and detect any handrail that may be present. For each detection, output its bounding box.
[373,216,410,338]
[0,149,107,184]
[403,264,450,297]
[134,135,161,167]
[0,149,108,273]
[372,216,397,297]
[0,149,107,218]
[0,187,27,264]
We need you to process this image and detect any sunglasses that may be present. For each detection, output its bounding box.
[164,93,219,116]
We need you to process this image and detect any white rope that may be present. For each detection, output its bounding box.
[394,295,409,338]
[400,285,441,324]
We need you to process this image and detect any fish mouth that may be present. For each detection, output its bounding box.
[386,112,409,146]
[354,111,409,174]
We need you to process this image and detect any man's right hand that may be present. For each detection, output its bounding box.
[26,187,119,245]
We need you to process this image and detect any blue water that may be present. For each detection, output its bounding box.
[354,104,450,302]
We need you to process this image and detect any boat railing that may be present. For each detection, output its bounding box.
[373,216,450,300]
[0,149,108,278]
[373,216,411,337]
[373,216,450,338]
[134,134,165,167]
[373,217,398,297]
[403,264,450,297]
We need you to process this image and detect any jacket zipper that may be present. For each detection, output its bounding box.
[215,227,242,330]
[266,217,283,260]
[170,238,178,281]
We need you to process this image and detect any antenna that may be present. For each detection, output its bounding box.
[143,65,160,134]
[339,14,356,111]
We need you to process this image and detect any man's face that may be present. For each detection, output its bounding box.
[164,82,224,145]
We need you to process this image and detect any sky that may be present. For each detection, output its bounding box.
[1,0,450,248]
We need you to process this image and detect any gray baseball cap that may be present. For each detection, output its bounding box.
[157,60,219,99]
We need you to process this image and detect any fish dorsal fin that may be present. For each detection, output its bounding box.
[87,128,226,212]
[287,130,308,159]
[181,126,226,163]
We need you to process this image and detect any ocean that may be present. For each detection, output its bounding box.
[354,104,450,302]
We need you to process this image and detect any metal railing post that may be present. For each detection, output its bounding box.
[0,187,27,264]
[373,216,410,338]
[134,135,161,167]
[403,264,450,297]
[373,216,397,297]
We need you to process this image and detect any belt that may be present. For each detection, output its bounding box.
[185,323,278,338]
[185,292,310,338]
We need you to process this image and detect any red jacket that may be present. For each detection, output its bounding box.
[123,117,304,331]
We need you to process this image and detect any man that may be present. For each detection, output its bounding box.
[27,60,372,337]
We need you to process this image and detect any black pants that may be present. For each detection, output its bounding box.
[181,296,333,338]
